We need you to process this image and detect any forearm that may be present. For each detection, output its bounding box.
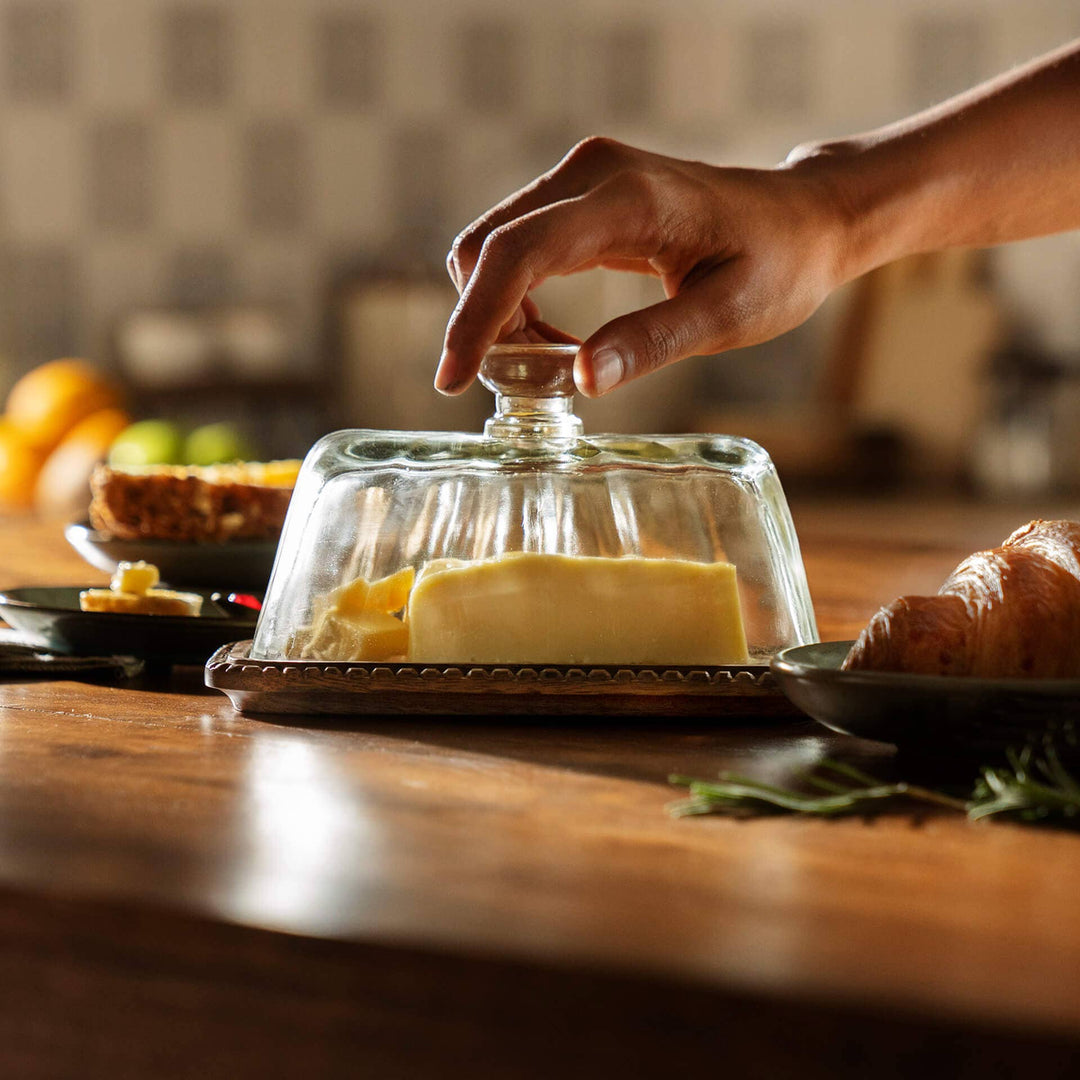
[792,38,1080,284]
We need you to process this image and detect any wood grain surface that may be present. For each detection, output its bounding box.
[1,500,1078,1078]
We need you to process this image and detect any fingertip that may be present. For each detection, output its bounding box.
[435,377,470,396]
[574,345,624,398]
[573,353,598,397]
[434,350,463,395]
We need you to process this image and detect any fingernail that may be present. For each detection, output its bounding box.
[434,351,457,393]
[588,347,624,395]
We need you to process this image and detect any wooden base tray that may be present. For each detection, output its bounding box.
[205,640,799,718]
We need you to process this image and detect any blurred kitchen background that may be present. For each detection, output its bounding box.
[1,0,1079,495]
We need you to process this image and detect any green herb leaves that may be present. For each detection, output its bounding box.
[669,744,1080,829]
[968,745,1080,823]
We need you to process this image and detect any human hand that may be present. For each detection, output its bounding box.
[438,136,851,397]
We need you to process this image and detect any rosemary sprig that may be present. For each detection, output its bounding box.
[968,744,1080,823]
[668,743,1080,829]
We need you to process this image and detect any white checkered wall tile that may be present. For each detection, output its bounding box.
[1,109,81,240]
[741,18,816,118]
[309,114,390,246]
[83,0,159,110]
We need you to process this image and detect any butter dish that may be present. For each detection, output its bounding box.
[208,344,817,714]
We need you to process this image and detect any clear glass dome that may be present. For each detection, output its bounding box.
[251,344,817,666]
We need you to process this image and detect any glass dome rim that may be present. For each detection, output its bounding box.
[306,426,777,472]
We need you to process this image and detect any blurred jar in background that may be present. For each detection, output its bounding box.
[971,342,1080,497]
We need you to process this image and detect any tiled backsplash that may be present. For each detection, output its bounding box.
[0,0,1076,403]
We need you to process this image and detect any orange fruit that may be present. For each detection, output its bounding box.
[35,407,133,517]
[5,358,123,454]
[0,418,47,512]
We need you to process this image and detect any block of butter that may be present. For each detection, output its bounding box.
[407,552,749,665]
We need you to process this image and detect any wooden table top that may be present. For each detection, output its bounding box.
[3,499,1080,1077]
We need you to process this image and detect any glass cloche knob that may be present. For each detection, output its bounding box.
[478,343,583,441]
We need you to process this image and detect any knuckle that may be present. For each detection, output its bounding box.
[481,220,532,269]
[564,134,625,173]
[614,168,655,210]
[710,290,765,351]
[642,319,682,368]
[623,318,682,375]
[450,228,484,274]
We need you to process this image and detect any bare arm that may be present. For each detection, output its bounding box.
[803,38,1080,274]
[437,39,1080,398]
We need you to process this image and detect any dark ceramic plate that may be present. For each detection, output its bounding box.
[771,641,1080,753]
[65,520,279,590]
[0,586,258,665]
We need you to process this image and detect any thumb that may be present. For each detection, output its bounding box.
[573,288,724,397]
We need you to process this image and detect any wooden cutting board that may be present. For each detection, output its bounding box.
[831,249,1003,481]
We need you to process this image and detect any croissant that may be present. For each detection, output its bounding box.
[842,520,1080,678]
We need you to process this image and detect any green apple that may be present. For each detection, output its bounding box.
[107,419,185,467]
[183,422,256,466]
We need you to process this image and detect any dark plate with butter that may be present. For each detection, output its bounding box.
[0,586,257,665]
[772,640,1080,754]
[65,520,279,591]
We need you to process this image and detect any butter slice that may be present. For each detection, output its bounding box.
[301,608,408,662]
[407,552,749,665]
[113,559,159,595]
[328,566,415,617]
[300,567,414,661]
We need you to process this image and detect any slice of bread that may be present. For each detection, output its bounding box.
[88,460,299,542]
[79,587,203,616]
